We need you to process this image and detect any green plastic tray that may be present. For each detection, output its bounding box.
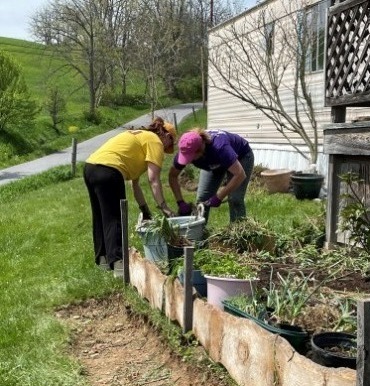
[222,301,308,350]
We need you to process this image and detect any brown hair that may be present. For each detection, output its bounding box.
[148,117,166,136]
[190,127,211,144]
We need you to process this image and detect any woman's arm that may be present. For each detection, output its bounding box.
[131,178,146,206]
[168,165,183,202]
[132,178,152,220]
[147,162,175,216]
[217,160,246,201]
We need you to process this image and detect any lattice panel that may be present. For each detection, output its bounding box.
[325,0,370,106]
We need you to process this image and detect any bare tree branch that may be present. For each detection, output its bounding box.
[209,0,321,164]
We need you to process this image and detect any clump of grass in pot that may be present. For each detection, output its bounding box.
[208,217,277,254]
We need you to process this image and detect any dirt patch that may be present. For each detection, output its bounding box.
[56,293,233,386]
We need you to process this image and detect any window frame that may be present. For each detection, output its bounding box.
[305,0,330,73]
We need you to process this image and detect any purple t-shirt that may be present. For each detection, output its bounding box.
[173,129,251,171]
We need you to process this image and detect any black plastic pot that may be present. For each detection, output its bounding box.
[291,173,324,200]
[311,332,357,369]
[178,269,207,297]
[167,244,185,273]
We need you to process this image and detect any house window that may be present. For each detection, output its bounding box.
[306,0,330,72]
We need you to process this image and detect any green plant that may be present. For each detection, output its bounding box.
[264,271,318,325]
[208,217,276,254]
[196,249,257,279]
[227,269,335,327]
[339,172,370,254]
[143,214,192,247]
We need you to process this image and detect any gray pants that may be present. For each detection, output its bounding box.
[196,150,254,224]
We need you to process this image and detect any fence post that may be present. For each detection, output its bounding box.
[192,106,197,121]
[71,138,77,177]
[183,246,194,333]
[173,113,178,130]
[357,299,370,385]
[120,199,130,284]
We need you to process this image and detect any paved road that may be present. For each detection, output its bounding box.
[0,103,202,186]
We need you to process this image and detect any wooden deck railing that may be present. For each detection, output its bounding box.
[325,0,370,108]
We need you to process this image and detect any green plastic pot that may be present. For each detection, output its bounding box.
[223,301,308,350]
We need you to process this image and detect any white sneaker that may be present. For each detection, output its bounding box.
[113,260,123,278]
[98,256,110,271]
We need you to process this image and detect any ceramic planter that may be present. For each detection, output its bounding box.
[204,275,256,310]
[290,173,324,200]
[311,332,356,369]
[223,301,308,351]
[261,169,292,194]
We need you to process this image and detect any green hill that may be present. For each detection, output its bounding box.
[0,37,176,168]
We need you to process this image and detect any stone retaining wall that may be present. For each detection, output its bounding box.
[128,248,356,386]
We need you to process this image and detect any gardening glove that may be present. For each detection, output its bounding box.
[177,200,193,216]
[139,204,152,221]
[204,195,222,208]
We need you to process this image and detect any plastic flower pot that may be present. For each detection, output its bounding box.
[168,215,205,241]
[311,332,356,369]
[291,173,324,200]
[178,269,207,297]
[223,301,308,351]
[136,226,168,263]
[205,275,256,310]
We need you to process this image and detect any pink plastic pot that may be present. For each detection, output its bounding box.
[204,275,255,310]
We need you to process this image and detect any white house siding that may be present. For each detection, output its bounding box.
[207,0,370,176]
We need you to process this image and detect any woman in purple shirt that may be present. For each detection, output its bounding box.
[169,128,254,224]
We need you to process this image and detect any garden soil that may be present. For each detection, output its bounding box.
[56,293,234,386]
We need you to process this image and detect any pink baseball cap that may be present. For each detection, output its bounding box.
[178,132,203,165]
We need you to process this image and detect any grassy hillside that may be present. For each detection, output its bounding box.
[0,37,180,168]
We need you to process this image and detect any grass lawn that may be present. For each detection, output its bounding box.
[0,105,327,385]
[0,159,324,386]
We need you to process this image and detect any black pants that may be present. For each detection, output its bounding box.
[83,163,126,267]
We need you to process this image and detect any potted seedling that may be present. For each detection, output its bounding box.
[141,214,193,272]
[223,270,318,350]
[196,248,258,310]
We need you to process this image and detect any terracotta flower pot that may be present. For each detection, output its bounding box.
[261,169,292,194]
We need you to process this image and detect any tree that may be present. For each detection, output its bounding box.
[0,50,38,132]
[208,0,322,165]
[45,87,67,133]
[131,0,185,116]
[31,0,118,119]
[30,0,245,117]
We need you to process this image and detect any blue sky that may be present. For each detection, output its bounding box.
[0,0,259,42]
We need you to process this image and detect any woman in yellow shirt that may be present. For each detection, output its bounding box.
[84,117,176,273]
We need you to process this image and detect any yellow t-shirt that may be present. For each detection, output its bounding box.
[86,130,164,180]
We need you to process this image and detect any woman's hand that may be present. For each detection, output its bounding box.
[177,200,193,215]
[157,201,176,217]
